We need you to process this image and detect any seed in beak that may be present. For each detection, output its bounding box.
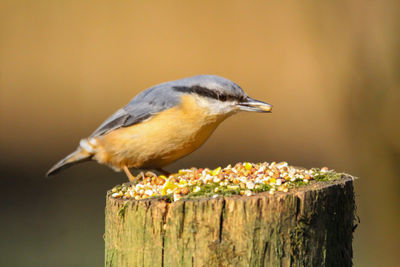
[237,97,273,113]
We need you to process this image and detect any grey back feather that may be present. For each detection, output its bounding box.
[90,75,244,137]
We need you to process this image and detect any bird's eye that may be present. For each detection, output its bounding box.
[219,94,227,101]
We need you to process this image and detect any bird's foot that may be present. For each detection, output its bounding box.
[123,168,171,183]
[145,171,158,178]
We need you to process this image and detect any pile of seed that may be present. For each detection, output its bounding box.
[110,162,338,202]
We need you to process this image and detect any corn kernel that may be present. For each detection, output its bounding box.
[211,167,222,176]
[244,162,252,170]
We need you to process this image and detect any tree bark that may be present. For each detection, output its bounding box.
[105,175,355,267]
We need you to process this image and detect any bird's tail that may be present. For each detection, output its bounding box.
[46,144,93,177]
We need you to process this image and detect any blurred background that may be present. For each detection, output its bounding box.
[1,1,399,266]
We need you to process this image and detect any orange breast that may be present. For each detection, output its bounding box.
[93,95,228,170]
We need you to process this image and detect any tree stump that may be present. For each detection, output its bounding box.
[105,174,355,267]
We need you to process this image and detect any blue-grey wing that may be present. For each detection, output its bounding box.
[90,85,180,137]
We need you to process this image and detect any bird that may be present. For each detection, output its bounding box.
[46,75,272,181]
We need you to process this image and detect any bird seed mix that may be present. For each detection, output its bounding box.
[110,162,341,202]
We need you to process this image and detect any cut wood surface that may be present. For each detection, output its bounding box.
[105,174,355,267]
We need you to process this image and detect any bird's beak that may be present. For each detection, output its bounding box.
[237,96,273,113]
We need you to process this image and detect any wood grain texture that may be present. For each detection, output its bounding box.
[105,175,355,267]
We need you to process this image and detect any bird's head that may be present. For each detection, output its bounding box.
[171,75,272,116]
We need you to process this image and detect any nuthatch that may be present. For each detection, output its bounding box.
[46,75,272,181]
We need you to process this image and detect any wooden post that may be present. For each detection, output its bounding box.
[105,175,355,267]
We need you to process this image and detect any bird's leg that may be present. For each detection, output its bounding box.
[156,168,171,177]
[122,165,136,183]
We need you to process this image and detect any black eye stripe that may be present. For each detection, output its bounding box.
[173,85,243,102]
[173,85,219,99]
[218,94,227,101]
